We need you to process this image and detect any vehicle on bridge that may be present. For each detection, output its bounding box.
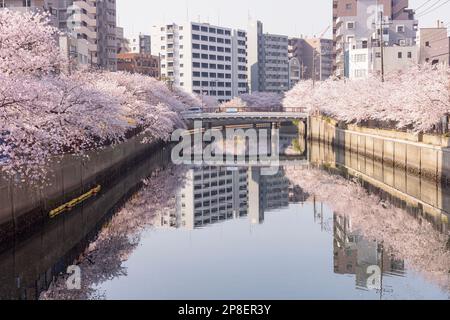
[225,108,239,114]
[181,107,203,117]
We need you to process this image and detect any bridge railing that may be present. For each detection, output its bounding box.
[197,107,308,113]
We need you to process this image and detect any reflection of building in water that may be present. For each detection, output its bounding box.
[333,214,405,290]
[177,166,249,230]
[248,167,290,225]
[158,165,292,229]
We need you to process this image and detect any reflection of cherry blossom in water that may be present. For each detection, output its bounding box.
[285,166,450,292]
[40,166,187,300]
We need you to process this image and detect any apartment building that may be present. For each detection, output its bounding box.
[248,20,289,93]
[129,33,152,54]
[332,0,417,78]
[1,0,117,71]
[288,57,301,88]
[289,37,334,82]
[348,45,416,79]
[176,166,248,230]
[116,26,130,54]
[418,21,450,66]
[95,0,117,71]
[117,53,160,78]
[151,22,248,103]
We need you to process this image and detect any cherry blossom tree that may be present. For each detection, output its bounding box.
[0,10,200,180]
[220,97,247,110]
[283,65,450,133]
[240,92,283,111]
[0,9,65,75]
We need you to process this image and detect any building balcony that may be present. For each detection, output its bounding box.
[73,0,97,14]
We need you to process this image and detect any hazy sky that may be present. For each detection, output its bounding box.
[117,0,450,39]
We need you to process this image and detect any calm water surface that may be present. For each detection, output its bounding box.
[93,165,449,300]
[1,125,449,300]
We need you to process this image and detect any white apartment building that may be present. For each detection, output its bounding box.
[349,45,417,79]
[334,0,417,78]
[151,22,248,103]
[248,20,289,93]
[1,0,117,71]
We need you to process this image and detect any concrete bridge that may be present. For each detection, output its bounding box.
[184,112,308,128]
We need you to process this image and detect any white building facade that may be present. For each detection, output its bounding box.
[348,45,417,79]
[151,22,248,103]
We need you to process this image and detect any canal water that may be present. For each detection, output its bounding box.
[1,124,449,300]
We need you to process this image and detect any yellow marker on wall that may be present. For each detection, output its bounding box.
[49,185,101,218]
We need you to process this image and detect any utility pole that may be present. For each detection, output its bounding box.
[312,49,316,87]
[379,11,385,82]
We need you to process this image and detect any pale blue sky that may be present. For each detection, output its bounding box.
[117,0,450,39]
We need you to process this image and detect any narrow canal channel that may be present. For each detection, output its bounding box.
[0,124,449,300]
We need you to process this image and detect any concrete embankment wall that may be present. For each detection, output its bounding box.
[0,133,166,243]
[308,116,450,183]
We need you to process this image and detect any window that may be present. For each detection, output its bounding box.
[353,54,367,62]
[425,41,430,47]
[398,52,403,59]
[396,25,405,33]
[407,51,412,59]
[354,69,366,78]
[346,3,352,10]
[346,22,355,30]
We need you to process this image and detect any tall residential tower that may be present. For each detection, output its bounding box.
[151,22,248,103]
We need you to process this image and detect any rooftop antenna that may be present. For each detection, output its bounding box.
[217,9,220,25]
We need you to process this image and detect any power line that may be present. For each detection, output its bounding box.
[419,0,443,14]
[415,0,434,11]
[417,0,450,17]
